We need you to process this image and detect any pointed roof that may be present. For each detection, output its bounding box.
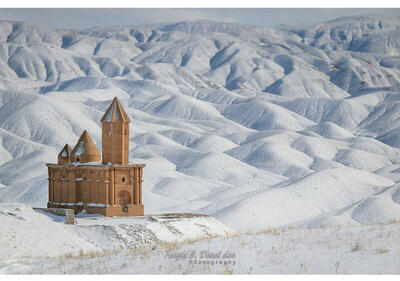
[100,97,131,123]
[58,144,72,158]
[71,130,100,158]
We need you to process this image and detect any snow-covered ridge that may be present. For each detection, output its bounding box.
[0,14,400,233]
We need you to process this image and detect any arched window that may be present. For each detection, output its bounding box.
[122,177,126,183]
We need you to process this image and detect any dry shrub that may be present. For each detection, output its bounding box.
[163,241,179,251]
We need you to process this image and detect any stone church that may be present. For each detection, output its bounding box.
[46,97,145,216]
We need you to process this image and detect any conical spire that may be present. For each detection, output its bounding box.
[100,97,131,123]
[71,130,101,163]
[58,144,72,164]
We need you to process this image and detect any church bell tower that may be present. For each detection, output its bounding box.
[100,97,131,165]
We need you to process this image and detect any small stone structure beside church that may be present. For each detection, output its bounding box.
[46,97,145,216]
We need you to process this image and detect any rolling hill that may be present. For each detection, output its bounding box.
[0,14,400,233]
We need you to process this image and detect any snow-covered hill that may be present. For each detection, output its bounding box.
[0,14,400,233]
[3,206,400,274]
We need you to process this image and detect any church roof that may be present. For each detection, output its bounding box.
[58,144,72,158]
[71,130,100,158]
[100,97,131,123]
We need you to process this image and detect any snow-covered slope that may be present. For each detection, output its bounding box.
[0,14,400,233]
[3,208,400,274]
[0,203,234,261]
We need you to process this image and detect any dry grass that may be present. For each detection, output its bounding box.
[223,264,233,274]
[184,234,220,244]
[351,241,363,252]
[140,249,151,262]
[300,263,308,273]
[162,241,179,251]
[335,261,340,274]
[376,247,389,254]
[155,233,225,253]
[255,227,281,236]
[59,248,122,261]
[249,218,400,238]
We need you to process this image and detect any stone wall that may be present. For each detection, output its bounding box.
[33,207,75,224]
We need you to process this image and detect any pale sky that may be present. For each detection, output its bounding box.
[0,8,399,29]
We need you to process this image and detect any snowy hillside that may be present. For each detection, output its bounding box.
[2,204,400,274]
[0,14,400,233]
[0,203,234,262]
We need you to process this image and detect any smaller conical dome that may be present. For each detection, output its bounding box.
[71,130,101,163]
[100,97,131,123]
[58,144,72,164]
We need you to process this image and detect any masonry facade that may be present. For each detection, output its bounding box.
[46,97,145,216]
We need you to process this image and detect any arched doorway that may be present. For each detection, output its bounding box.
[118,190,131,214]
